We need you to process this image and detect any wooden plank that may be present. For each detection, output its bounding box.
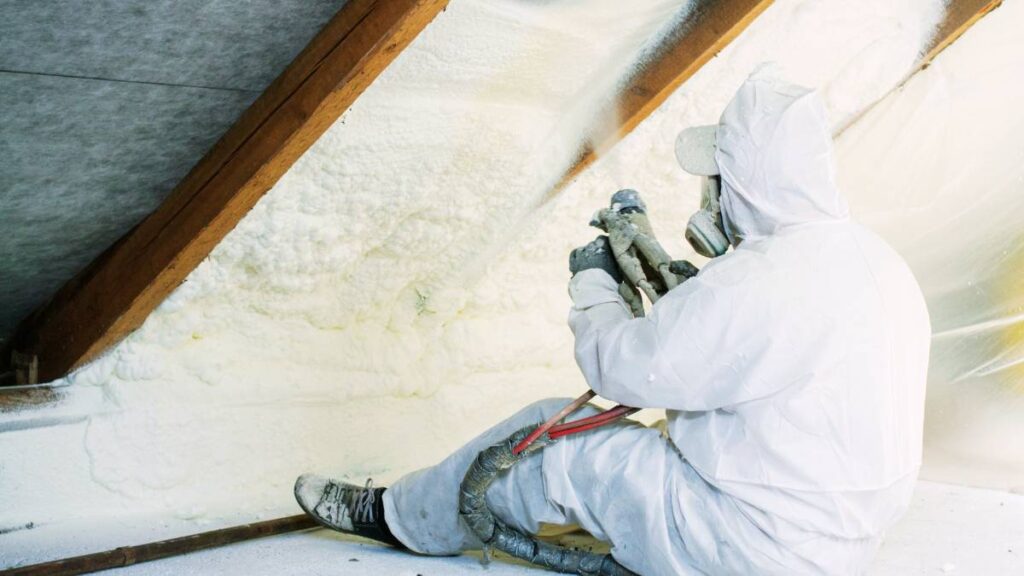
[3,0,449,383]
[0,515,317,576]
[0,386,59,413]
[553,0,774,191]
[921,0,1002,66]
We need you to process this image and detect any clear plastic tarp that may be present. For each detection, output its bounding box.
[836,2,1024,490]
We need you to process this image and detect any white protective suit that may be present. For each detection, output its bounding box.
[384,74,931,575]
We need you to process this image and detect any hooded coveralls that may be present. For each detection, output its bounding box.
[383,75,931,575]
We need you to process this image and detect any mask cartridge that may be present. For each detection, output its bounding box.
[685,176,730,258]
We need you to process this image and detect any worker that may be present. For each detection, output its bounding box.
[294,68,931,575]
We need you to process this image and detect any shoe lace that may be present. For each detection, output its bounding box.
[348,478,376,524]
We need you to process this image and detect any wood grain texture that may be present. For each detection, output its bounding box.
[553,0,774,191]
[3,0,449,383]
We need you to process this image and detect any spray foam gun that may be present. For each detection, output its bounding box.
[591,189,699,316]
[458,190,698,576]
[510,189,699,452]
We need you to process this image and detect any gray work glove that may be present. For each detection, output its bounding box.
[569,235,623,283]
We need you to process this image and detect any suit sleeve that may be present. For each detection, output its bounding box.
[568,260,795,411]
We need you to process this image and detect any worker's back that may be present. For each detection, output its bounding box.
[568,71,933,574]
[666,71,931,539]
[667,219,930,539]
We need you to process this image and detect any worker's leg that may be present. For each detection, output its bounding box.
[383,397,596,554]
[383,397,703,574]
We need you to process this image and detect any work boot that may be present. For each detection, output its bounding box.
[294,474,404,548]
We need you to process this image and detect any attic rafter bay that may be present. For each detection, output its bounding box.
[550,0,1004,198]
[550,0,775,195]
[2,0,451,384]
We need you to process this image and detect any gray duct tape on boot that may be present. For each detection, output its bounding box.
[459,426,637,576]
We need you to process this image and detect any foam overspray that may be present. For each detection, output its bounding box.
[451,0,694,285]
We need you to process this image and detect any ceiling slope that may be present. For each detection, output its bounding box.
[2,0,1003,386]
[3,0,450,384]
[550,0,775,196]
[554,0,1005,198]
[0,1,348,344]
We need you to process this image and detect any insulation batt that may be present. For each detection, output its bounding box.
[16,0,1016,564]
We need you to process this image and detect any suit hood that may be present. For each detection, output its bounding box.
[714,70,849,243]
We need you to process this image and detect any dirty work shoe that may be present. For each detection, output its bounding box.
[294,474,404,548]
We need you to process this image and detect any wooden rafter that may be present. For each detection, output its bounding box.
[552,0,775,193]
[922,0,1002,66]
[3,0,449,384]
[832,0,1003,136]
[552,0,1005,197]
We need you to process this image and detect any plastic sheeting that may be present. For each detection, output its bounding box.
[836,0,1024,491]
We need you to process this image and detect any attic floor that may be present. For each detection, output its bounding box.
[89,480,1022,575]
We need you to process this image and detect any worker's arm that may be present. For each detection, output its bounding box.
[568,268,663,407]
[569,254,790,411]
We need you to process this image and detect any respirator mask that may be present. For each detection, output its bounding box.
[685,175,729,258]
[675,125,731,258]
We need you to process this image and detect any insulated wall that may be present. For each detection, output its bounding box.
[8,0,1015,566]
[1,0,698,560]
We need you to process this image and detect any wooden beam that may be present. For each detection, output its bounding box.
[831,0,1003,136]
[554,0,1004,195]
[921,0,1002,66]
[553,0,774,191]
[0,386,59,413]
[3,0,449,383]
[0,515,317,576]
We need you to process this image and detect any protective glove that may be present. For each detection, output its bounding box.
[569,235,623,283]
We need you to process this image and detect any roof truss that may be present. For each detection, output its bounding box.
[552,0,774,193]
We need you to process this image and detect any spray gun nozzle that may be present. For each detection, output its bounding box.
[610,189,646,214]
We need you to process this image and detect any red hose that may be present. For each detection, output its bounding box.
[548,404,636,433]
[548,405,639,439]
[512,391,596,455]
[513,393,639,455]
